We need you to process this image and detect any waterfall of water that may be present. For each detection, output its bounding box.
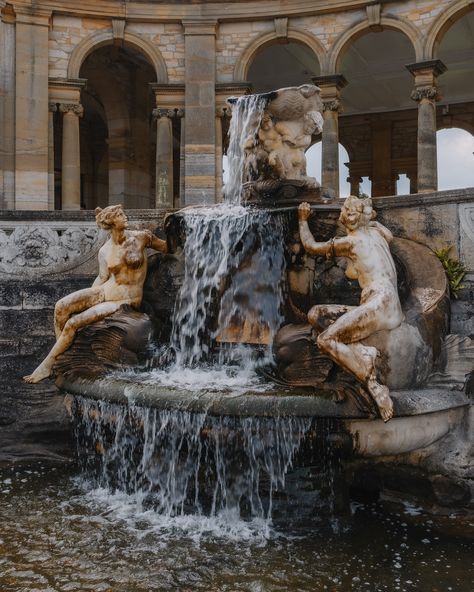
[224,94,266,204]
[74,396,312,527]
[168,93,285,370]
[171,205,285,368]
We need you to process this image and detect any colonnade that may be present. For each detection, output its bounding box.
[44,59,449,209]
[313,59,447,199]
[1,5,456,210]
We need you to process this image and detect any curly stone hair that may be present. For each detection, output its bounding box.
[94,204,125,230]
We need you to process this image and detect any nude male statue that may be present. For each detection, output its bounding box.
[298,196,404,421]
[23,204,168,383]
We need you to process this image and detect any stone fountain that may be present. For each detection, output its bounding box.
[33,84,472,513]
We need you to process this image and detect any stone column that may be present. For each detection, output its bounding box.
[183,20,217,205]
[348,174,362,197]
[48,103,57,210]
[215,107,228,202]
[312,75,347,202]
[15,9,50,210]
[153,108,174,208]
[178,109,185,207]
[407,60,447,193]
[371,120,394,197]
[60,103,83,210]
[0,8,16,209]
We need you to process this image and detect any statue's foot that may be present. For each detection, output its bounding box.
[367,375,393,422]
[23,363,51,384]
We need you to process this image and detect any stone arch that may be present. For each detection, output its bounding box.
[233,29,326,81]
[438,120,474,136]
[425,0,474,59]
[68,29,168,82]
[327,16,423,74]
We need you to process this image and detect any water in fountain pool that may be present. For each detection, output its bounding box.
[0,463,472,591]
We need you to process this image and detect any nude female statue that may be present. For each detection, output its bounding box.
[298,196,404,421]
[23,204,168,383]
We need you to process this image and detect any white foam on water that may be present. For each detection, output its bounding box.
[71,483,273,544]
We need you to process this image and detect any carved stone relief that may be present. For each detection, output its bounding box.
[0,223,105,276]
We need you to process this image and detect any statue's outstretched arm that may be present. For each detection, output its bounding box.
[92,251,109,287]
[149,234,168,253]
[298,202,350,257]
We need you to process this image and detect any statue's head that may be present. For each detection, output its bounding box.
[339,196,373,231]
[95,204,128,230]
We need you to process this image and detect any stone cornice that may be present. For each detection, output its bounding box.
[8,0,389,23]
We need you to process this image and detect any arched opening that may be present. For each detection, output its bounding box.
[77,44,157,209]
[305,141,351,197]
[437,128,474,190]
[247,41,320,93]
[337,29,417,197]
[436,10,474,190]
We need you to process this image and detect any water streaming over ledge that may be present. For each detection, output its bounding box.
[73,396,312,537]
[72,93,301,536]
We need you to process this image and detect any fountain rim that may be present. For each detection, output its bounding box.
[59,376,469,421]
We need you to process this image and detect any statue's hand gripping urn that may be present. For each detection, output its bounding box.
[298,198,404,421]
[23,205,168,384]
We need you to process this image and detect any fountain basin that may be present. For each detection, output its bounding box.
[61,376,468,458]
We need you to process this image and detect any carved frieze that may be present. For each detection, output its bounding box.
[0,224,105,276]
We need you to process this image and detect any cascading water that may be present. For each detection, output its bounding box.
[72,93,313,537]
[164,93,285,377]
[73,396,312,536]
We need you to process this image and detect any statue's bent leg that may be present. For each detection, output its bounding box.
[23,300,125,384]
[316,303,393,421]
[308,304,355,335]
[54,287,105,339]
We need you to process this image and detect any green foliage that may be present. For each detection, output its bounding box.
[434,246,466,299]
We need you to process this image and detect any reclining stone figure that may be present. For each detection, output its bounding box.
[23,204,168,383]
[298,196,404,421]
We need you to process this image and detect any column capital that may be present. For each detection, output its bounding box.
[216,106,231,118]
[152,108,175,120]
[1,4,16,24]
[410,86,439,103]
[406,60,447,78]
[48,102,58,113]
[59,103,84,117]
[312,74,348,91]
[322,99,342,113]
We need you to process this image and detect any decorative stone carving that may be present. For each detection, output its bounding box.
[297,197,403,421]
[48,102,58,113]
[59,103,84,117]
[23,205,169,383]
[0,224,103,275]
[216,106,230,119]
[229,84,324,204]
[410,86,439,102]
[322,99,341,112]
[152,108,176,120]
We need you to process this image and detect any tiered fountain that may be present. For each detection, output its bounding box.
[33,84,471,523]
